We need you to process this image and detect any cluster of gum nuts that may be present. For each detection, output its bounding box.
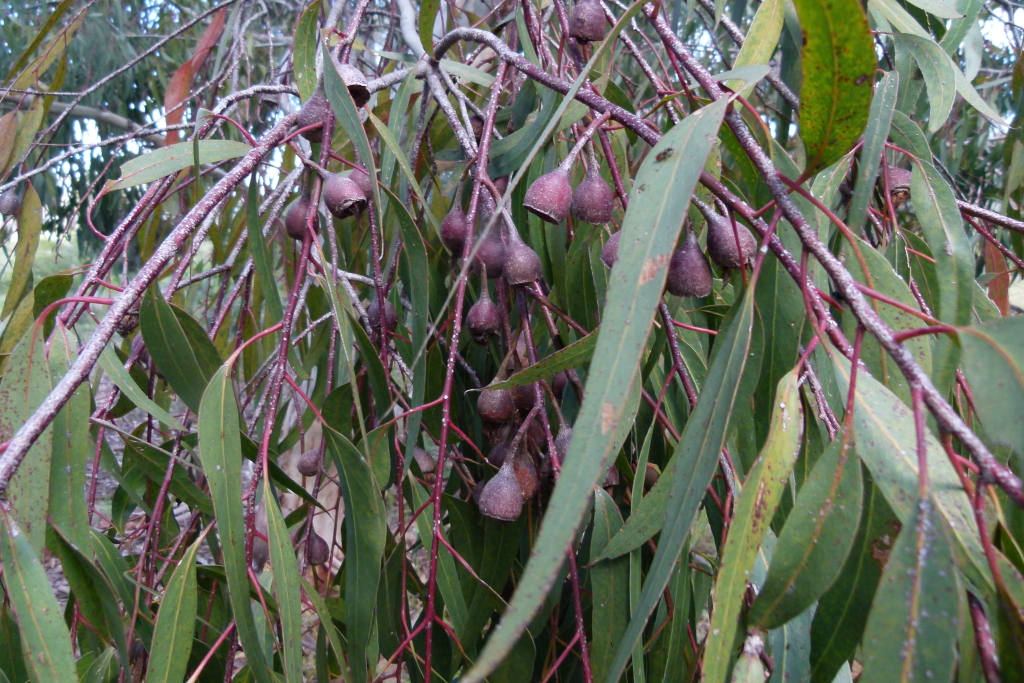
[281,50,759,527]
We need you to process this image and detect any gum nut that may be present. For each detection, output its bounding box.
[569,0,607,43]
[473,234,507,279]
[493,175,509,196]
[440,204,470,253]
[336,62,370,108]
[665,231,714,298]
[251,538,270,571]
[478,460,524,521]
[477,386,515,423]
[296,93,331,143]
[513,449,539,500]
[470,114,484,140]
[511,382,537,413]
[552,371,568,400]
[367,295,398,332]
[554,425,572,463]
[296,448,321,476]
[322,173,367,218]
[602,465,620,487]
[348,167,374,197]
[307,531,330,566]
[503,239,543,285]
[0,188,21,215]
[466,296,502,344]
[523,169,573,224]
[706,212,757,269]
[601,231,621,268]
[488,442,511,468]
[572,171,616,224]
[413,447,436,474]
[284,196,319,239]
[644,462,661,490]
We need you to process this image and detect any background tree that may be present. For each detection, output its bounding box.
[0,0,1022,682]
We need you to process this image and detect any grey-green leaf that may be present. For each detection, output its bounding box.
[148,532,205,683]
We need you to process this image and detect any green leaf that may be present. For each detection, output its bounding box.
[263,484,304,683]
[0,514,77,683]
[106,140,252,192]
[703,369,804,683]
[8,8,84,91]
[463,97,728,683]
[590,489,630,683]
[750,436,863,628]
[726,0,785,97]
[795,0,876,173]
[768,605,815,683]
[98,344,188,431]
[895,33,956,132]
[958,318,1024,467]
[197,365,272,683]
[1,0,76,85]
[858,500,960,683]
[1,182,41,321]
[829,354,990,593]
[293,0,321,102]
[846,70,899,232]
[910,161,973,393]
[902,0,962,18]
[0,334,52,554]
[148,530,206,683]
[141,287,219,414]
[809,479,896,683]
[322,420,386,682]
[488,331,598,391]
[840,235,932,404]
[247,176,283,323]
[47,324,91,550]
[418,0,440,54]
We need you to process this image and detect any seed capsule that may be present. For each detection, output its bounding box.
[466,290,502,345]
[886,167,912,208]
[666,230,714,297]
[477,386,515,424]
[284,195,319,240]
[503,232,543,285]
[297,448,321,477]
[0,188,21,215]
[307,531,330,566]
[706,211,757,269]
[472,231,507,279]
[412,447,436,474]
[335,62,370,108]
[478,457,523,521]
[348,167,374,198]
[441,202,470,254]
[572,167,616,224]
[322,173,367,218]
[569,0,607,43]
[488,441,511,468]
[600,231,621,268]
[524,168,573,224]
[367,295,398,332]
[296,92,331,143]
[513,448,539,500]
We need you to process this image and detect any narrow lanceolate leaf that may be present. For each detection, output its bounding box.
[0,335,52,554]
[0,514,77,683]
[99,344,188,432]
[847,70,898,232]
[858,499,960,683]
[910,161,973,393]
[829,355,990,592]
[418,0,440,53]
[750,436,863,629]
[148,531,206,683]
[263,483,304,683]
[725,0,785,97]
[795,0,876,173]
[958,318,1024,466]
[598,290,757,565]
[47,324,91,549]
[197,366,272,683]
[8,7,85,90]
[247,176,282,323]
[605,287,757,683]
[292,0,321,102]
[590,489,630,683]
[810,480,896,683]
[895,33,956,132]
[1,182,41,320]
[104,140,252,192]
[323,425,387,683]
[141,287,219,414]
[487,330,598,391]
[703,370,804,683]
[462,99,729,683]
